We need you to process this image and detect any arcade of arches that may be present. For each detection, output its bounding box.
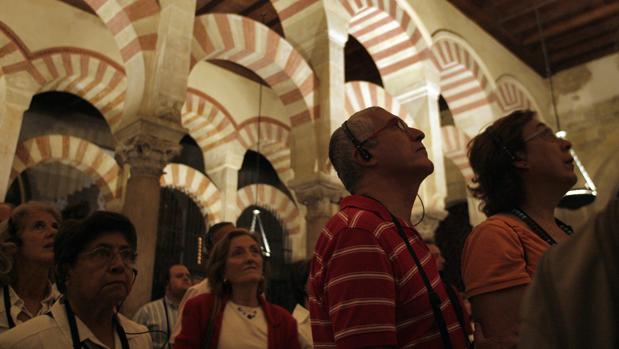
[1,0,618,314]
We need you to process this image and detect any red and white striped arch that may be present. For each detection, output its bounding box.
[182,88,237,155]
[237,184,302,236]
[192,14,316,127]
[182,89,293,182]
[81,0,159,122]
[495,75,540,115]
[341,0,429,85]
[344,81,414,125]
[272,0,320,31]
[441,125,473,180]
[0,23,28,78]
[0,23,127,132]
[82,0,158,62]
[31,49,127,132]
[237,118,293,183]
[160,163,222,223]
[10,135,122,203]
[431,32,496,136]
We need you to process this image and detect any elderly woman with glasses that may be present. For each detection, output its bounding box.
[0,211,151,349]
[174,229,301,349]
[0,201,61,334]
[461,110,577,348]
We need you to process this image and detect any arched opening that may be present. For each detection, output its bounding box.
[238,150,293,200]
[236,205,293,311]
[7,91,114,217]
[170,135,206,173]
[154,188,207,300]
[345,35,383,86]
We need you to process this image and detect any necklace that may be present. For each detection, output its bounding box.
[235,305,258,320]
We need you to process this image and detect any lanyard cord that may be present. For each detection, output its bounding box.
[389,213,455,349]
[64,298,130,349]
[162,298,171,349]
[511,208,573,245]
[3,286,16,329]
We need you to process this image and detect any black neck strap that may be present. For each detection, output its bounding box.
[3,286,16,329]
[64,298,130,349]
[162,298,171,349]
[389,214,467,349]
[511,208,573,245]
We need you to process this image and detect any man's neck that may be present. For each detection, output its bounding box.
[164,291,182,306]
[356,179,419,223]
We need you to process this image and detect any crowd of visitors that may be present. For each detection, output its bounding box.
[0,107,615,349]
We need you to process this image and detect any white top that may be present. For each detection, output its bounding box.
[133,296,178,349]
[217,301,267,349]
[0,301,152,349]
[292,304,313,349]
[170,278,210,343]
[0,284,60,334]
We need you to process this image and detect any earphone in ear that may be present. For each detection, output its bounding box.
[342,121,373,161]
[357,147,372,161]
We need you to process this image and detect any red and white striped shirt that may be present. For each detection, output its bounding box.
[309,195,469,349]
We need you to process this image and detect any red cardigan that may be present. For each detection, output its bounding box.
[174,293,301,349]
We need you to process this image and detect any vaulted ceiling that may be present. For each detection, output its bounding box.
[58,0,619,80]
[447,0,619,75]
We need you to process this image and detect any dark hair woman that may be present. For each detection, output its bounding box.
[461,110,577,347]
[174,229,301,349]
[0,201,60,334]
[0,211,152,348]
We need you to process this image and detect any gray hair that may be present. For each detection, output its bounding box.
[329,109,380,193]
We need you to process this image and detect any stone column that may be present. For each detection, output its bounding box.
[115,120,182,316]
[0,75,38,200]
[290,173,345,256]
[205,148,244,222]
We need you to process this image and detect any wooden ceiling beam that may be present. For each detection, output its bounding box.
[550,31,618,63]
[448,0,546,75]
[497,0,556,24]
[507,1,588,37]
[523,2,619,45]
[553,45,617,73]
[545,15,619,51]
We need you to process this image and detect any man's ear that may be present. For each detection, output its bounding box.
[352,148,377,167]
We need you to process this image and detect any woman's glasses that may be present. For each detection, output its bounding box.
[80,245,137,266]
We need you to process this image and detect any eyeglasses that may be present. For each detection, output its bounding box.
[523,126,561,143]
[359,117,408,145]
[80,246,137,267]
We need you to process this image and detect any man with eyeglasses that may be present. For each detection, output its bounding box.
[0,211,152,349]
[308,106,471,349]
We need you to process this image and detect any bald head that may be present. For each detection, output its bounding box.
[329,107,396,193]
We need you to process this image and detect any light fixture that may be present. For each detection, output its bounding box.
[249,63,271,257]
[535,8,597,209]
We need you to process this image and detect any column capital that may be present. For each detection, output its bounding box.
[289,172,346,207]
[115,120,184,177]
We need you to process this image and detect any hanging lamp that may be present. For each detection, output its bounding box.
[535,8,597,209]
[249,62,272,258]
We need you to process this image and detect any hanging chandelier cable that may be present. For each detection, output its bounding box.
[534,8,597,209]
[534,8,561,131]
